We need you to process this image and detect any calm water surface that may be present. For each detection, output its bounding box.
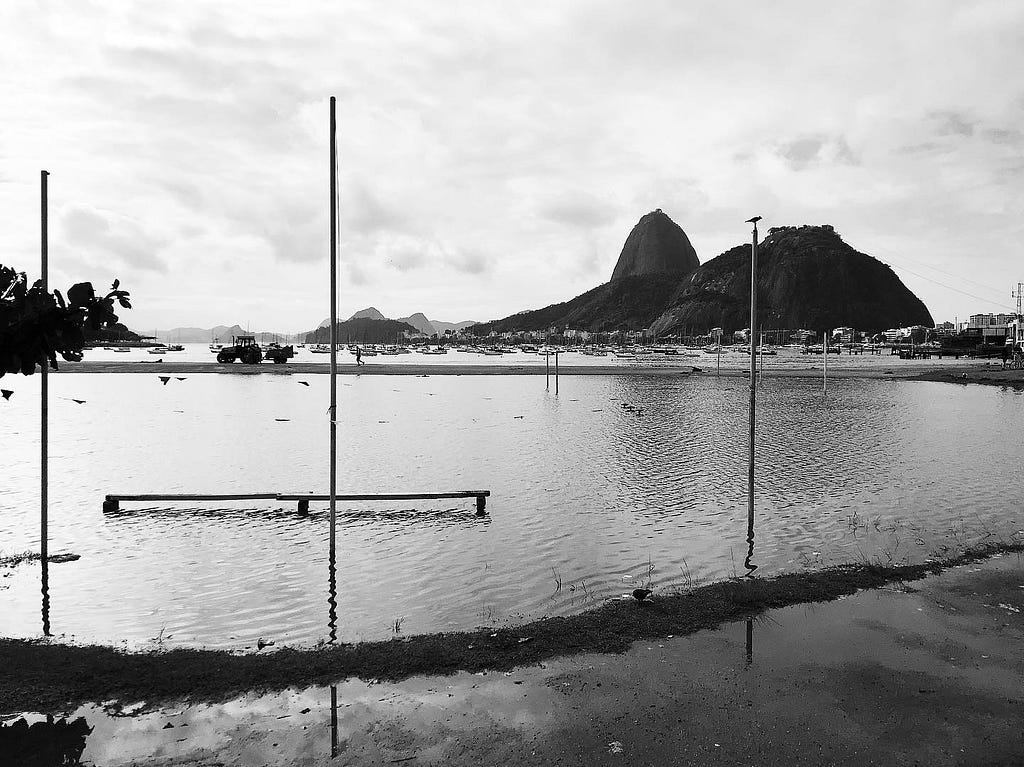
[1,371,1021,648]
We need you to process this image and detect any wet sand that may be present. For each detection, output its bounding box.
[4,551,1022,765]
[53,358,1024,388]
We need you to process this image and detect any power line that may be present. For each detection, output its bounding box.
[884,253,1008,297]
[886,261,1016,312]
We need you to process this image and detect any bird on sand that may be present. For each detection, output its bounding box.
[1,389,13,400]
[159,376,171,385]
[632,588,653,602]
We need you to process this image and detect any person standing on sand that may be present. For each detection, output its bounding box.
[355,347,364,366]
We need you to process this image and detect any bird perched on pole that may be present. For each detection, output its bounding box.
[746,216,762,224]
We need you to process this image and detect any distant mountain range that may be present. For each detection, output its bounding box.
[315,308,477,337]
[153,325,300,343]
[304,318,421,345]
[472,211,933,336]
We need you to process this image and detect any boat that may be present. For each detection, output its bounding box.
[166,344,185,352]
[113,347,131,353]
[147,346,167,355]
[310,344,332,354]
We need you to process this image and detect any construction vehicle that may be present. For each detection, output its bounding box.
[263,342,295,364]
[216,336,295,364]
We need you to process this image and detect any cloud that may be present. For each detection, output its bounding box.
[444,247,489,275]
[347,183,407,236]
[931,110,976,137]
[775,135,860,169]
[537,195,616,229]
[59,205,169,273]
[3,0,1024,330]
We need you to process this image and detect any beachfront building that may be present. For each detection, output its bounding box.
[1008,317,1023,350]
[964,313,1015,344]
[832,327,856,343]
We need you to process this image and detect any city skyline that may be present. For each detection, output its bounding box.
[3,1,1023,332]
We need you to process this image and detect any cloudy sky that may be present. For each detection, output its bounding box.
[3,1,1023,332]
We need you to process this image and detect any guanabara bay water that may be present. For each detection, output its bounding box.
[1,367,1020,649]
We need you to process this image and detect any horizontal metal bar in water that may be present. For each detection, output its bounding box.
[277,491,490,501]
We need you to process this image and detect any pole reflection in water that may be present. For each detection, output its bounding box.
[745,618,753,668]
[743,529,758,578]
[330,685,338,759]
[41,560,51,637]
[328,550,338,645]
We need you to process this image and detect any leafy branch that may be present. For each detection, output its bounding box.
[0,264,131,378]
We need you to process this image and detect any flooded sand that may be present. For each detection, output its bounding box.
[1,372,1022,648]
[6,554,1021,766]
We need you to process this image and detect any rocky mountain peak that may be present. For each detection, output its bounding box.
[610,209,700,281]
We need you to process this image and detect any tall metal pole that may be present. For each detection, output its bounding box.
[716,329,721,376]
[746,217,760,543]
[40,170,50,635]
[329,98,338,563]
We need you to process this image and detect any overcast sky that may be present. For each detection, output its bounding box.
[3,1,1023,332]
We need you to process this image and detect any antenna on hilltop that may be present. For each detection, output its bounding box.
[1013,282,1023,318]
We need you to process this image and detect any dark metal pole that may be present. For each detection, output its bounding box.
[747,217,759,543]
[41,170,50,636]
[329,98,337,564]
[555,351,559,395]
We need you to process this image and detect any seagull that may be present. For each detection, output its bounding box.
[746,216,762,224]
[1,389,13,400]
[297,381,310,387]
[632,588,653,602]
[159,376,171,385]
[176,377,187,381]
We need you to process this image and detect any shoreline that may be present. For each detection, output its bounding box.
[2,540,1021,716]
[48,359,1024,387]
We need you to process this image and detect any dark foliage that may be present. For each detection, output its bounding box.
[0,264,131,378]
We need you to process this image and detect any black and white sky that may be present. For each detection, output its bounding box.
[3,0,1023,331]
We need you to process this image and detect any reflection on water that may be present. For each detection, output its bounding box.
[1,373,1021,647]
[41,558,50,638]
[0,716,92,766]
[745,618,753,668]
[330,685,338,759]
[743,531,758,577]
[328,553,338,646]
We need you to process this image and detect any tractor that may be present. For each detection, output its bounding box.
[216,335,264,364]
